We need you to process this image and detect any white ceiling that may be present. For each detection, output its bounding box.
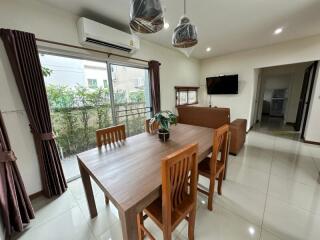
[38,0,320,59]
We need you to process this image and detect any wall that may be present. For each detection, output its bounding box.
[0,0,200,194]
[305,66,320,142]
[200,34,320,137]
[0,218,4,240]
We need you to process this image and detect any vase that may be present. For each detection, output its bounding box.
[158,129,170,142]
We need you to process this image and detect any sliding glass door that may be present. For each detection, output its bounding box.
[110,63,152,136]
[39,53,151,181]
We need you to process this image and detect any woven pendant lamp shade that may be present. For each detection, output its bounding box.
[130,0,164,33]
[172,16,198,48]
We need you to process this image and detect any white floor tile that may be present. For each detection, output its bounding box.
[263,196,320,240]
[213,180,266,225]
[29,191,77,228]
[268,174,320,215]
[260,229,282,240]
[227,161,270,193]
[180,203,260,240]
[14,207,95,240]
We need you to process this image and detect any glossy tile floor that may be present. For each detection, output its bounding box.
[14,121,320,240]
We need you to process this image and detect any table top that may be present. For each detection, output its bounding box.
[77,123,213,212]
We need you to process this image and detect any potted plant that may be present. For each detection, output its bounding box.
[150,110,177,142]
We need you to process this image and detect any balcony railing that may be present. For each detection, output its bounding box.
[51,102,150,158]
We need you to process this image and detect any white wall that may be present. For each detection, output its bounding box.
[200,34,320,138]
[305,66,320,142]
[0,0,200,194]
[0,218,4,240]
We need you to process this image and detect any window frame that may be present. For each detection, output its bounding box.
[87,78,98,89]
[175,86,199,106]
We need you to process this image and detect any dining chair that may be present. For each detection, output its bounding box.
[96,124,126,204]
[197,124,229,211]
[223,131,232,180]
[96,124,126,147]
[144,119,159,134]
[137,143,198,240]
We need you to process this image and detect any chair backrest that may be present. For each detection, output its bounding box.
[210,124,229,172]
[161,143,198,225]
[144,119,159,134]
[96,124,126,147]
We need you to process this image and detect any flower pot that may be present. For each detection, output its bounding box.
[158,129,170,142]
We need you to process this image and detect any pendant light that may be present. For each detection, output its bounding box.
[129,0,164,33]
[172,0,198,48]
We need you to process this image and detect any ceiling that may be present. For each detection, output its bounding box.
[38,0,320,59]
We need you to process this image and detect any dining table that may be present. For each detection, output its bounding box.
[77,123,214,240]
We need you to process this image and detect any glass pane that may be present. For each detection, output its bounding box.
[111,64,151,136]
[179,91,188,105]
[40,53,112,181]
[188,90,197,104]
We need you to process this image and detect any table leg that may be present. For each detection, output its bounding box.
[78,160,97,218]
[119,208,138,240]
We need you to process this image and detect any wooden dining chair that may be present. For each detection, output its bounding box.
[197,124,229,211]
[96,124,126,204]
[144,119,159,134]
[137,143,198,240]
[96,124,126,147]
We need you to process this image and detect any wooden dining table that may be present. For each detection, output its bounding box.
[77,123,213,240]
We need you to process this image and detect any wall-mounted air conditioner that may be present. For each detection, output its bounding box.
[77,17,140,54]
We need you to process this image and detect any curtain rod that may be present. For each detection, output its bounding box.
[35,38,149,63]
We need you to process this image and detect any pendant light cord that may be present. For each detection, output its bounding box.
[184,0,186,15]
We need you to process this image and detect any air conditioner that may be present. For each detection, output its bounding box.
[77,17,140,54]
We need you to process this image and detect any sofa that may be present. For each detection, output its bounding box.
[177,106,247,155]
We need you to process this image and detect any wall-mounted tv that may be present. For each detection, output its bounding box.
[206,75,238,94]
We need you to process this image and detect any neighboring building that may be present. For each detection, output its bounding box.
[40,54,150,103]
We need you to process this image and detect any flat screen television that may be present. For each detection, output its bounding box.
[206,75,238,94]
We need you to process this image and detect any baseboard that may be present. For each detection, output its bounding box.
[247,125,253,133]
[304,140,320,145]
[29,190,44,200]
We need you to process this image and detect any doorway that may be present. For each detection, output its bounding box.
[253,61,318,139]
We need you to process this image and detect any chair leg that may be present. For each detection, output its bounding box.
[218,170,224,195]
[163,225,172,240]
[208,176,215,211]
[137,212,144,240]
[105,195,109,205]
[188,208,196,240]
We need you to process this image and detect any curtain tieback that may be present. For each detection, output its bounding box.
[40,132,55,141]
[0,150,17,162]
[36,132,56,141]
[30,125,56,141]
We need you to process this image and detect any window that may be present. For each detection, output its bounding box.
[175,86,199,106]
[87,79,97,88]
[103,79,108,88]
[40,53,151,181]
[110,63,152,136]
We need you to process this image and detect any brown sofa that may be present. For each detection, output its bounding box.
[177,106,247,155]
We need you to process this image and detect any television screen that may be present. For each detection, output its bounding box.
[206,75,238,94]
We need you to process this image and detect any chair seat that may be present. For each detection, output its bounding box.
[198,157,224,176]
[144,195,195,231]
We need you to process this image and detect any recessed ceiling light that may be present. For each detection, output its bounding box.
[274,27,283,35]
[248,227,255,236]
[164,22,170,30]
[206,47,211,52]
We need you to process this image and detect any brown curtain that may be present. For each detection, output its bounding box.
[0,112,35,236]
[0,29,67,198]
[148,60,161,114]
